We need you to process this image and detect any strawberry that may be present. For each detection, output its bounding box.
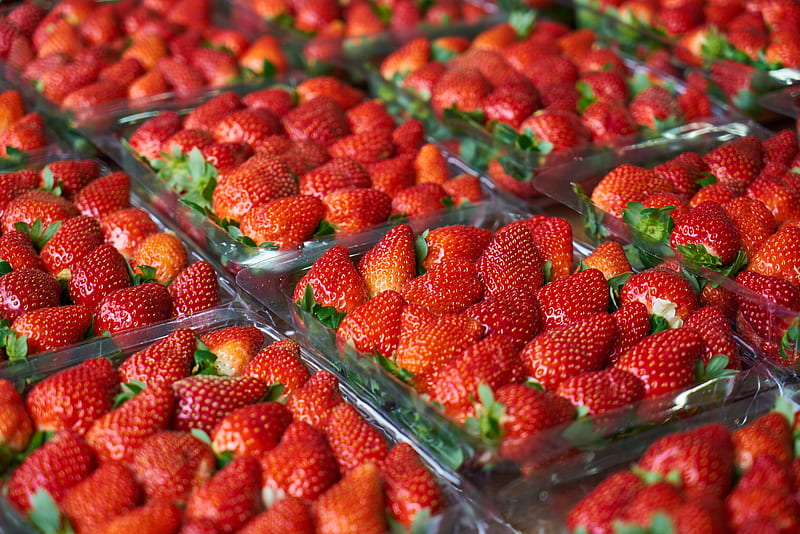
[508,215,574,281]
[38,62,100,105]
[429,335,523,422]
[285,370,343,431]
[7,430,96,512]
[396,314,482,388]
[419,224,492,271]
[392,119,425,154]
[239,195,325,249]
[620,267,698,328]
[637,423,734,499]
[723,196,777,259]
[346,99,396,135]
[591,164,673,218]
[168,260,221,318]
[327,130,395,165]
[629,85,684,130]
[213,109,282,146]
[337,290,405,357]
[748,224,800,286]
[727,475,800,533]
[535,268,609,329]
[430,66,492,118]
[93,282,172,335]
[684,306,741,368]
[0,268,61,321]
[118,328,198,386]
[581,100,638,142]
[614,327,706,398]
[300,157,371,199]
[733,411,793,471]
[211,402,292,459]
[0,230,44,271]
[161,128,214,156]
[239,497,313,534]
[380,37,431,80]
[62,80,128,114]
[401,257,483,315]
[200,326,265,377]
[100,207,159,260]
[610,301,651,361]
[464,287,541,349]
[746,172,800,225]
[0,379,33,457]
[0,170,39,217]
[391,182,450,216]
[131,431,215,503]
[578,70,629,105]
[242,340,310,397]
[322,188,392,233]
[129,231,188,284]
[85,382,174,464]
[1,190,74,234]
[736,270,800,362]
[566,471,646,534]
[282,96,350,148]
[98,58,145,89]
[324,402,389,474]
[42,160,99,200]
[212,153,298,223]
[190,47,239,88]
[357,224,416,297]
[671,200,742,267]
[128,111,183,160]
[183,92,243,132]
[704,135,764,190]
[442,173,483,206]
[382,442,444,527]
[653,151,708,198]
[172,374,269,434]
[518,109,590,152]
[242,87,295,117]
[157,56,206,98]
[477,223,544,295]
[555,367,645,415]
[59,461,140,533]
[39,215,103,278]
[185,456,263,533]
[12,304,92,356]
[522,312,616,390]
[296,76,363,111]
[763,129,798,169]
[581,240,633,279]
[261,421,339,502]
[294,245,368,318]
[93,500,183,533]
[314,462,386,534]
[68,244,132,312]
[0,113,47,157]
[201,142,253,172]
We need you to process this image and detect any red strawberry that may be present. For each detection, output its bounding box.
[518,109,590,153]
[566,471,646,534]
[300,157,371,199]
[629,85,684,130]
[748,224,800,286]
[0,230,44,271]
[356,224,416,297]
[0,170,39,218]
[346,99,396,135]
[733,411,793,470]
[0,268,60,321]
[172,375,269,434]
[12,304,92,356]
[671,200,742,266]
[723,196,777,259]
[322,188,392,233]
[199,326,265,377]
[59,461,141,533]
[582,240,633,279]
[0,113,47,156]
[337,290,405,357]
[42,160,99,200]
[365,154,416,197]
[261,421,339,502]
[39,215,104,278]
[464,287,541,349]
[684,306,740,368]
[25,357,119,435]
[239,496,313,534]
[211,402,292,459]
[157,56,206,98]
[100,207,159,260]
[0,378,33,455]
[430,66,492,118]
[637,423,734,499]
[93,500,183,533]
[614,327,706,398]
[392,119,425,154]
[242,87,295,117]
[293,245,368,318]
[396,314,482,389]
[380,37,431,80]
[522,312,616,390]
[130,231,189,284]
[212,153,298,223]
[128,111,183,160]
[168,260,221,318]
[242,340,310,397]
[727,476,800,533]
[38,62,101,105]
[401,257,483,315]
[282,96,350,148]
[391,182,450,216]
[620,267,698,328]
[239,195,325,249]
[297,77,364,110]
[285,370,343,431]
[610,301,651,361]
[653,151,708,198]
[213,109,282,146]
[1,190,74,234]
[477,223,545,295]
[704,135,764,190]
[185,456,263,533]
[591,164,673,218]
[93,282,172,334]
[429,335,523,421]
[420,224,492,271]
[556,367,645,415]
[327,130,395,165]
[85,381,174,464]
[507,215,574,281]
[314,462,386,534]
[62,81,128,114]
[382,442,444,527]
[75,171,131,219]
[118,328,198,386]
[535,268,609,329]
[7,430,96,511]
[68,244,132,312]
[324,402,389,474]
[746,172,800,225]
[132,431,215,503]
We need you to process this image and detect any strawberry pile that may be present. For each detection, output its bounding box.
[0,327,447,533]
[566,402,800,533]
[0,89,48,161]
[0,0,288,116]
[0,158,222,360]
[378,18,714,157]
[292,216,744,470]
[584,129,800,364]
[126,77,484,251]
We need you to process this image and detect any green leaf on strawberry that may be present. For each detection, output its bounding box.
[622,201,675,260]
[40,167,63,197]
[28,488,73,534]
[695,354,736,382]
[14,219,62,250]
[675,244,722,269]
[573,184,610,243]
[112,380,147,408]
[414,230,429,275]
[465,383,505,446]
[608,272,632,311]
[370,352,414,384]
[696,172,716,187]
[0,261,12,276]
[0,327,28,360]
[193,340,219,375]
[651,114,682,134]
[313,220,337,239]
[780,319,800,361]
[298,284,347,330]
[443,104,486,125]
[650,314,671,335]
[509,9,536,38]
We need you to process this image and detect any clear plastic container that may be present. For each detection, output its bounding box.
[0,151,240,371]
[86,86,497,274]
[0,306,513,534]
[759,84,800,119]
[235,198,778,523]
